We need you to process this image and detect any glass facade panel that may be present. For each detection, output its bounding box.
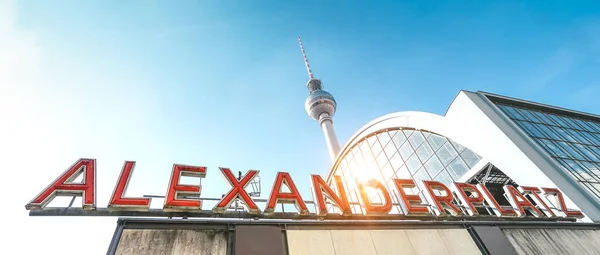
[329,128,484,214]
[415,143,434,162]
[497,103,600,202]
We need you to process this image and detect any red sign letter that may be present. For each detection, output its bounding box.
[25,158,96,210]
[422,180,462,216]
[451,182,484,216]
[504,185,543,217]
[163,164,207,210]
[518,186,555,217]
[393,179,430,216]
[213,168,261,215]
[541,187,585,218]
[108,161,150,210]
[265,172,309,215]
[476,184,517,217]
[311,175,351,216]
[356,179,393,215]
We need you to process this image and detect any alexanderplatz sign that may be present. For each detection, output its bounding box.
[25,158,585,221]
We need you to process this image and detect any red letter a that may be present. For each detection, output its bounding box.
[25,158,96,210]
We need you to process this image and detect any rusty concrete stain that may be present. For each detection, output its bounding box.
[503,228,600,255]
[114,229,227,255]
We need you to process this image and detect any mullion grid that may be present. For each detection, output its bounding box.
[505,105,600,162]
[498,103,600,202]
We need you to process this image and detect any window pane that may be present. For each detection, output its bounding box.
[438,142,459,166]
[460,149,481,168]
[383,139,397,158]
[406,154,423,174]
[447,157,469,179]
[359,142,370,159]
[574,119,597,133]
[540,139,568,158]
[518,121,545,138]
[376,149,389,167]
[408,131,425,148]
[518,109,542,123]
[424,156,444,177]
[415,143,434,162]
[389,152,403,170]
[434,170,454,185]
[412,167,431,183]
[395,164,411,179]
[399,142,414,160]
[379,132,392,147]
[503,106,526,120]
[371,140,383,158]
[381,163,395,180]
[584,121,600,133]
[548,114,570,128]
[559,116,581,130]
[391,131,407,148]
[532,111,555,125]
[556,141,586,160]
[427,134,447,151]
[449,140,466,153]
[574,143,600,161]
[565,129,591,145]
[581,132,600,145]
[535,124,561,140]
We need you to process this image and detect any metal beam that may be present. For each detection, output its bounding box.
[115,217,600,228]
[29,207,579,223]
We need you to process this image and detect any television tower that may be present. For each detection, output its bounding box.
[298,36,341,162]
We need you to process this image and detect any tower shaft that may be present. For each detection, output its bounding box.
[319,113,341,161]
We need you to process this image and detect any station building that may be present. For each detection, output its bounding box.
[325,90,600,223]
[107,90,600,255]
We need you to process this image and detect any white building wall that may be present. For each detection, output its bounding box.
[446,91,600,222]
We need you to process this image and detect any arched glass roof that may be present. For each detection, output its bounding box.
[330,127,483,214]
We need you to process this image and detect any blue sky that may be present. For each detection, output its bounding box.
[2,0,600,253]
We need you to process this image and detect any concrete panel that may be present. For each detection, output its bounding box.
[329,230,377,255]
[235,225,285,255]
[286,230,335,255]
[438,229,482,255]
[369,229,416,255]
[114,229,227,255]
[406,229,450,255]
[287,228,483,255]
[471,226,518,255]
[503,228,600,255]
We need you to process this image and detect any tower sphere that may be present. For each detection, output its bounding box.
[305,89,337,121]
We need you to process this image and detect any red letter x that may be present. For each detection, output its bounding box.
[213,168,261,215]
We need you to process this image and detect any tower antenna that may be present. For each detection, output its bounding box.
[298,36,341,162]
[297,36,314,80]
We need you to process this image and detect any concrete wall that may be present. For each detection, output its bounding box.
[108,219,600,255]
[502,228,600,255]
[286,229,481,255]
[114,229,228,255]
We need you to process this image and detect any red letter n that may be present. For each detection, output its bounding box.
[311,175,351,216]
